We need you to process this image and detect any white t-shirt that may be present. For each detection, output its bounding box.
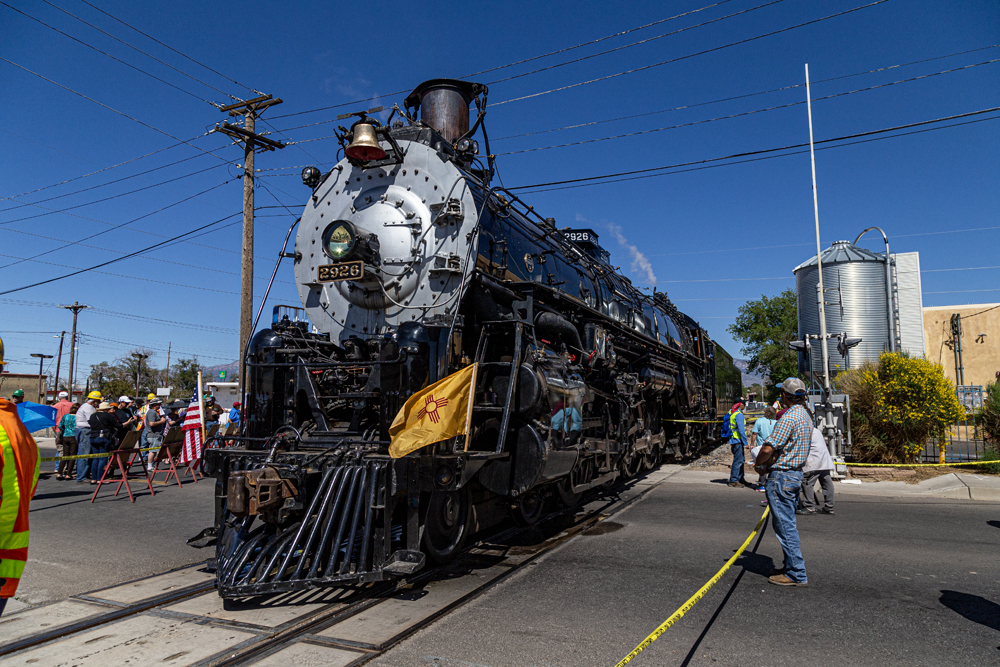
[76,402,97,429]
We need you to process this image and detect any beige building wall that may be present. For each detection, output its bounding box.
[923,303,1000,387]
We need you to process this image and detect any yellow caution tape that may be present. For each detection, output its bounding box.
[614,506,770,667]
[40,447,160,462]
[842,461,988,467]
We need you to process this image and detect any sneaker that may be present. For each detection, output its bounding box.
[820,508,835,515]
[796,508,817,515]
[769,574,807,587]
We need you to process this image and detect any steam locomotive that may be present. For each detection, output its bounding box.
[203,79,741,598]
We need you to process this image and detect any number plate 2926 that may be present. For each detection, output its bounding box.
[317,261,363,282]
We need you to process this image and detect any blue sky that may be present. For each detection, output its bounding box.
[1,0,998,381]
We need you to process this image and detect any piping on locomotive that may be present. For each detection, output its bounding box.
[203,79,742,599]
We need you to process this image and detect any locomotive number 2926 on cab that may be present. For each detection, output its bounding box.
[317,261,363,282]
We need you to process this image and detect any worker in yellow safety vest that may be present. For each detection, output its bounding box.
[0,337,41,615]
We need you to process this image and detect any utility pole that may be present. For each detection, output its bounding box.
[52,331,65,397]
[132,352,149,398]
[60,302,89,399]
[164,341,171,388]
[30,353,54,403]
[950,313,965,386]
[213,95,285,372]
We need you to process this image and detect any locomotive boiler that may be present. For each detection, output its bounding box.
[204,79,741,598]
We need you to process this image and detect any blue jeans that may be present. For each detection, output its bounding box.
[729,439,746,483]
[766,470,807,583]
[139,428,148,463]
[89,438,110,481]
[75,427,92,481]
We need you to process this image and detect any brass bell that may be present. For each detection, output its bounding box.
[345,122,386,161]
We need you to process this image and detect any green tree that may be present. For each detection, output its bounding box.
[727,289,799,394]
[170,358,203,398]
[86,348,159,399]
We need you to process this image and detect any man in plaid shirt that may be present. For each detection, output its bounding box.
[755,377,813,587]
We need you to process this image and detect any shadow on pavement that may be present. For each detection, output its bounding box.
[987,520,1000,530]
[678,521,771,667]
[939,590,1000,632]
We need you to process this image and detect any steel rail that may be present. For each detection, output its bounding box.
[1,467,674,663]
[206,472,671,666]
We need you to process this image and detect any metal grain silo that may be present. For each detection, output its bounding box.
[793,240,893,378]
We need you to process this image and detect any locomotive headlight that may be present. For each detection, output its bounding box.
[321,221,358,260]
[301,166,321,188]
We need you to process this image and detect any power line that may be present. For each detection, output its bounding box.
[0,56,237,165]
[265,0,754,122]
[485,0,786,87]
[0,211,242,295]
[0,1,211,104]
[0,296,237,334]
[492,44,1000,142]
[0,136,198,203]
[0,162,228,225]
[494,59,1000,155]
[0,179,235,270]
[492,1,889,106]
[38,0,236,102]
[509,106,1000,192]
[76,0,259,95]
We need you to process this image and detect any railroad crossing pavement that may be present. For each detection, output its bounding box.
[6,448,1000,665]
[370,473,1000,666]
[14,437,215,610]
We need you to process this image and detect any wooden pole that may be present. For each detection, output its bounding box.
[53,331,65,397]
[164,342,171,389]
[61,302,88,399]
[463,363,478,452]
[240,112,255,375]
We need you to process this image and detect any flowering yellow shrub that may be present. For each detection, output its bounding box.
[837,352,964,463]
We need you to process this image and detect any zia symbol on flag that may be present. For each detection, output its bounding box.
[416,394,449,424]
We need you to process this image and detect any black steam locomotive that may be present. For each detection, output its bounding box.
[204,79,741,598]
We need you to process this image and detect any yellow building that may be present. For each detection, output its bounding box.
[923,303,1000,387]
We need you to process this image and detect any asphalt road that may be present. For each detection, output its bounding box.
[372,479,1000,667]
[19,440,215,606]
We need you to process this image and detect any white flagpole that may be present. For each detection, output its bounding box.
[463,363,478,452]
[197,370,206,443]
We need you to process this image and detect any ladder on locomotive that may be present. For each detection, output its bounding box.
[472,320,526,455]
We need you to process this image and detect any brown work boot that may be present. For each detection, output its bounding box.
[769,574,807,587]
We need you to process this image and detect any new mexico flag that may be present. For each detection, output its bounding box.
[388,363,478,458]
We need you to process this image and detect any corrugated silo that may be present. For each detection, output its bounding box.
[793,240,894,378]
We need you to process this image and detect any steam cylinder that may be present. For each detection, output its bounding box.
[793,240,892,378]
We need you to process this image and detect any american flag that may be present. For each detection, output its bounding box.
[180,396,203,465]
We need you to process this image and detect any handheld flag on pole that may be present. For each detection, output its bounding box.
[389,363,477,459]
[180,396,203,466]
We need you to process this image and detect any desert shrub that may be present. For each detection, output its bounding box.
[838,352,964,463]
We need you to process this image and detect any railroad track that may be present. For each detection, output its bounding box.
[0,465,682,666]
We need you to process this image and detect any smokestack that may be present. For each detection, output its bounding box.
[405,79,485,144]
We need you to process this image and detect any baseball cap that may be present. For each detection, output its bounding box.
[780,377,807,396]
[118,395,132,403]
[12,389,24,398]
[58,391,69,399]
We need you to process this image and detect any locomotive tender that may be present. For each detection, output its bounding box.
[204,79,741,598]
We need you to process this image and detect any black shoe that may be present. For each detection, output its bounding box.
[796,508,817,515]
[820,508,835,515]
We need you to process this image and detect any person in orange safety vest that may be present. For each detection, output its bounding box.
[0,338,41,615]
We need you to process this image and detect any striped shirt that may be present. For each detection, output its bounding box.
[763,403,812,470]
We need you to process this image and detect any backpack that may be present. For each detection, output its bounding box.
[719,414,733,441]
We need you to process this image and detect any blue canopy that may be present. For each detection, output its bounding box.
[16,401,57,433]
